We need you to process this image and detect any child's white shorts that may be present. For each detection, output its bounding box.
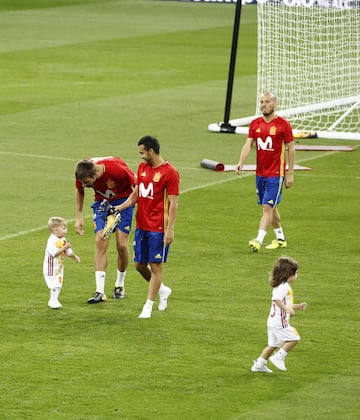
[267,325,301,347]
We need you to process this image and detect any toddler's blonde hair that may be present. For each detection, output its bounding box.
[48,216,67,231]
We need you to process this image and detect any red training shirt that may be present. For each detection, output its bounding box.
[136,161,180,232]
[248,116,293,177]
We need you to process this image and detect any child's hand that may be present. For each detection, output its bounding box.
[70,254,81,263]
[298,302,307,311]
[286,306,295,316]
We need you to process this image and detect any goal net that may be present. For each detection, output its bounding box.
[209,0,360,140]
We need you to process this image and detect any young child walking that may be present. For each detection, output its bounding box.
[43,217,80,308]
[251,256,307,373]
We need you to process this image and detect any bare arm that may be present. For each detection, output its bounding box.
[292,302,307,311]
[274,299,307,316]
[164,194,179,246]
[75,188,85,235]
[235,138,255,173]
[273,299,295,316]
[53,242,72,257]
[114,185,139,212]
[285,140,295,188]
[68,252,81,264]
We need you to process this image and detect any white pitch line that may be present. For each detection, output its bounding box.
[0,226,63,241]
[0,150,355,241]
[0,150,140,166]
[0,150,76,161]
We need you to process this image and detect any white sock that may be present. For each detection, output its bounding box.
[138,300,154,318]
[115,270,126,288]
[145,299,154,307]
[95,271,106,294]
[50,287,60,301]
[274,227,285,241]
[158,283,168,295]
[256,229,267,244]
[277,349,288,359]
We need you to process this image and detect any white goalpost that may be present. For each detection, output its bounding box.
[209,0,360,140]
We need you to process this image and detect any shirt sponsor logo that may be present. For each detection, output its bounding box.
[139,182,154,200]
[257,136,274,151]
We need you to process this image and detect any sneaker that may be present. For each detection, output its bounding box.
[269,354,287,371]
[87,292,107,304]
[138,304,152,319]
[158,286,172,311]
[48,299,62,309]
[251,360,273,373]
[265,239,287,249]
[112,286,124,299]
[248,239,261,252]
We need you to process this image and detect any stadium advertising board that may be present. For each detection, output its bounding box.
[175,0,256,4]
[180,0,359,7]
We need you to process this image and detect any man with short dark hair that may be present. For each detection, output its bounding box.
[75,156,136,303]
[115,136,180,318]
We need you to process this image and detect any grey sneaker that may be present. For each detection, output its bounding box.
[251,360,272,373]
[269,354,287,371]
[87,292,107,304]
[48,299,62,309]
[112,287,124,299]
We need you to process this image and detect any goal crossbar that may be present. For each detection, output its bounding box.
[209,2,360,141]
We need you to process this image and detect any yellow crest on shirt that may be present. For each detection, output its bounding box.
[270,126,277,135]
[56,239,66,248]
[107,179,116,189]
[153,172,161,182]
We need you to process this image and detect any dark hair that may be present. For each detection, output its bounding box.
[75,160,97,181]
[138,135,160,154]
[270,256,299,288]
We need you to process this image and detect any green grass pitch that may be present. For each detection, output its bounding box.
[0,0,359,418]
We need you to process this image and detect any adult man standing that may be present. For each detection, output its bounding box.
[115,135,180,318]
[236,92,295,252]
[75,157,136,303]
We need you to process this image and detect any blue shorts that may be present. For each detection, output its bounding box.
[91,197,134,235]
[133,229,169,264]
[256,176,284,208]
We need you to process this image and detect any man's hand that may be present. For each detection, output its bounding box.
[75,217,85,236]
[235,164,242,174]
[285,172,294,188]
[164,228,174,246]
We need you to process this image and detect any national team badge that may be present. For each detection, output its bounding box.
[107,179,116,189]
[153,172,161,182]
[56,239,66,248]
[270,126,277,135]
